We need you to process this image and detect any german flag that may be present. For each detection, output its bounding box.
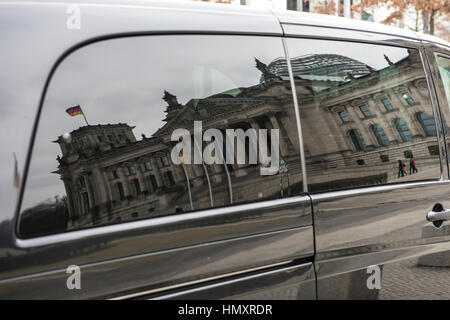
[66,105,83,117]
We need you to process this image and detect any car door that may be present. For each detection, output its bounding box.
[0,33,315,299]
[284,26,450,299]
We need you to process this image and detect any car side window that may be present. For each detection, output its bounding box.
[286,39,441,193]
[18,35,304,238]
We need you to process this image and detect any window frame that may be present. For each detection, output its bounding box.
[14,32,310,242]
[284,34,445,196]
[13,31,445,245]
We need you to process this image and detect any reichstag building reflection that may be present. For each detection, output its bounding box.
[52,58,303,231]
[18,39,443,237]
[279,47,442,192]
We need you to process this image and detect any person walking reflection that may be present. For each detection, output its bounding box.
[410,156,418,174]
[398,159,407,178]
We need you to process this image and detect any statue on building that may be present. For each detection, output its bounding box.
[162,90,182,121]
[163,90,181,108]
[255,57,277,84]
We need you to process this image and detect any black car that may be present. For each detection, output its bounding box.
[0,0,449,299]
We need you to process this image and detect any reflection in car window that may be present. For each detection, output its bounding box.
[435,54,450,162]
[18,35,305,238]
[436,55,450,108]
[285,39,441,193]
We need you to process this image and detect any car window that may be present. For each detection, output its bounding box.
[286,38,441,193]
[18,35,304,238]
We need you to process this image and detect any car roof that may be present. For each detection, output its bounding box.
[5,0,449,48]
[273,9,419,39]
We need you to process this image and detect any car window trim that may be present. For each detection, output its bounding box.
[282,36,445,195]
[14,30,446,244]
[13,31,309,245]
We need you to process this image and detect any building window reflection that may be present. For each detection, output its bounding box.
[132,178,141,195]
[359,105,371,117]
[81,192,90,214]
[371,124,389,146]
[381,98,394,111]
[128,166,136,175]
[78,177,86,188]
[395,118,412,142]
[380,154,389,162]
[417,112,437,136]
[161,156,170,167]
[402,92,415,105]
[147,175,158,192]
[349,129,366,151]
[116,182,125,201]
[338,111,350,123]
[165,171,175,187]
[144,161,152,171]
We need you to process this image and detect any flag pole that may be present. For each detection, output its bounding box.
[182,164,194,211]
[218,138,233,204]
[193,139,213,208]
[180,151,194,211]
[81,110,89,126]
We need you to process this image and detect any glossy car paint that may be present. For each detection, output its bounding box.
[0,0,449,299]
[0,0,311,300]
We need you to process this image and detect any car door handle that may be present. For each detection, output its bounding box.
[427,209,450,222]
[427,204,450,228]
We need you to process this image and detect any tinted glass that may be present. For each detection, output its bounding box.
[286,39,440,193]
[436,55,450,108]
[18,35,304,238]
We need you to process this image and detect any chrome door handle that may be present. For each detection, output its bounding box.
[427,209,450,222]
[427,204,450,228]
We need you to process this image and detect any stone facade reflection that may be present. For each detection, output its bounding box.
[283,50,441,192]
[50,50,441,230]
[54,58,302,229]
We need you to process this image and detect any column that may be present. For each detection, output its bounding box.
[118,167,131,197]
[150,157,164,188]
[268,114,289,157]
